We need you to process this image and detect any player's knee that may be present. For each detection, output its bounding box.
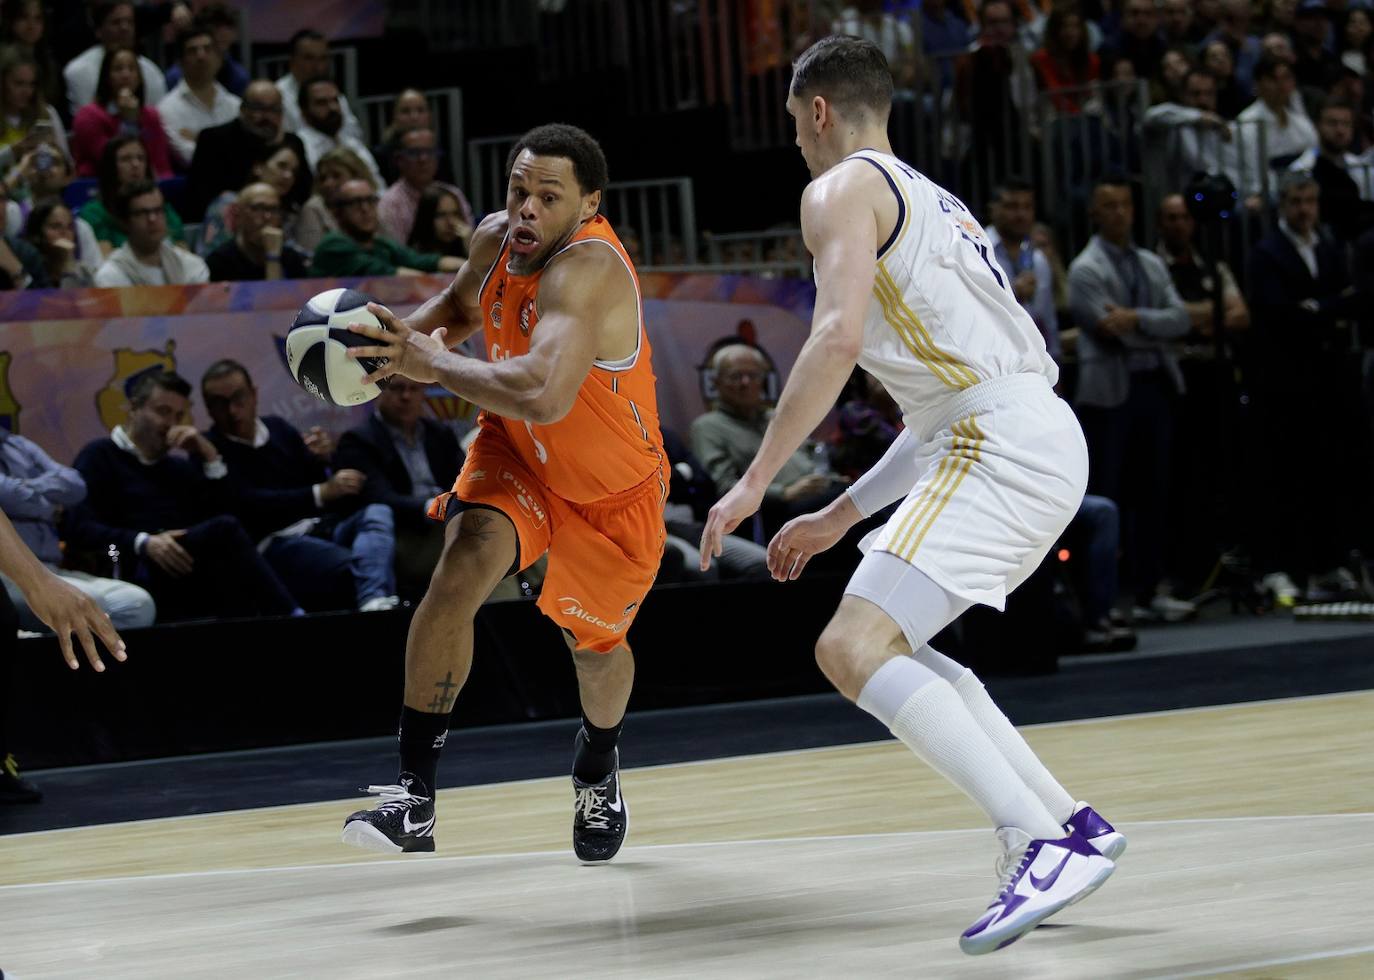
[814,624,861,688]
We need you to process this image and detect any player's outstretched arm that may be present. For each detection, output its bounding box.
[699,169,878,570]
[0,507,127,671]
[400,212,509,346]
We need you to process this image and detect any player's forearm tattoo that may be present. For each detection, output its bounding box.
[428,671,459,713]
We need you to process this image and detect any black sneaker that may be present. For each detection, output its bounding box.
[340,772,435,853]
[0,753,42,804]
[572,751,627,863]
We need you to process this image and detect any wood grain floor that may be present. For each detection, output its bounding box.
[2,691,1370,978]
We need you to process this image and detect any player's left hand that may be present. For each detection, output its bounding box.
[25,569,128,672]
[347,303,448,385]
[767,510,845,582]
[699,479,766,571]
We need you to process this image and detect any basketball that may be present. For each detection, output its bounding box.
[285,288,389,406]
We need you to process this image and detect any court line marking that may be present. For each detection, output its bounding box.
[4,688,1369,841]
[1155,943,1374,979]
[2,813,1371,892]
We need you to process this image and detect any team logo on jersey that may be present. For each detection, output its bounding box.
[557,596,630,633]
[489,301,503,329]
[466,469,487,483]
[499,468,546,528]
[519,298,535,336]
[97,341,177,432]
[0,351,20,433]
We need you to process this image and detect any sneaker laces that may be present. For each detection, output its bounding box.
[992,831,1032,898]
[360,783,429,815]
[574,784,611,830]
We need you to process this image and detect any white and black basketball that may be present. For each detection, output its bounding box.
[286,288,389,405]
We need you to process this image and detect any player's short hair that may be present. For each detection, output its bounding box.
[201,359,252,392]
[505,123,608,196]
[790,35,893,121]
[129,370,191,408]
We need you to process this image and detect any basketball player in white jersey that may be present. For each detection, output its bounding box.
[699,36,1124,956]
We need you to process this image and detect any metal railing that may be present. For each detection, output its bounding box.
[357,87,467,190]
[467,134,521,216]
[703,227,807,273]
[254,47,360,108]
[603,177,699,266]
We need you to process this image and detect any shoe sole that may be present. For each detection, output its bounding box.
[1088,831,1127,862]
[340,821,435,854]
[959,857,1116,956]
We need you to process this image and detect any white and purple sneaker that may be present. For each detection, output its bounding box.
[1065,801,1127,860]
[959,827,1115,956]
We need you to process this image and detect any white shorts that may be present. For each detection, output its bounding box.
[846,373,1088,618]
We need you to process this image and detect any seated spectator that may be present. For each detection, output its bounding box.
[199,140,302,255]
[1289,98,1374,241]
[1,0,65,126]
[66,370,300,622]
[1341,6,1374,78]
[206,181,308,281]
[157,20,241,169]
[1030,6,1100,115]
[1293,1,1342,95]
[689,342,847,538]
[1102,0,1168,83]
[93,179,208,286]
[80,135,185,255]
[294,145,372,254]
[334,377,463,598]
[408,185,471,259]
[295,77,382,186]
[1248,171,1366,602]
[1155,193,1250,337]
[201,360,399,612]
[1227,54,1318,203]
[0,177,44,287]
[185,79,306,223]
[1154,45,1194,104]
[1202,40,1249,118]
[1068,176,1194,623]
[1161,0,1206,46]
[23,199,94,286]
[164,1,247,97]
[378,127,472,247]
[311,178,460,277]
[62,1,166,119]
[1143,69,1235,198]
[276,29,364,144]
[0,47,68,163]
[985,176,1060,361]
[1065,495,1137,652]
[3,142,90,242]
[71,46,175,178]
[0,426,154,629]
[658,427,769,582]
[373,88,452,185]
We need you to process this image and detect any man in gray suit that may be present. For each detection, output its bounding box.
[1068,176,1195,623]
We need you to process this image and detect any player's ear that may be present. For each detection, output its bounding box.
[812,94,826,130]
[582,189,602,221]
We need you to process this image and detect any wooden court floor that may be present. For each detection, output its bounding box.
[2,691,1371,978]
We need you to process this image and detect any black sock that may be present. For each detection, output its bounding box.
[573,713,624,783]
[398,706,450,796]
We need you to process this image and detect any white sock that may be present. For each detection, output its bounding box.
[914,646,1077,826]
[857,657,1065,839]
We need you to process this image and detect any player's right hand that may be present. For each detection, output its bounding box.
[24,569,127,672]
[145,529,193,577]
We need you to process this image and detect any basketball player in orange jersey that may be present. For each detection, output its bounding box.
[338,124,666,862]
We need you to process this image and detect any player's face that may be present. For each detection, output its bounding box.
[202,372,257,442]
[505,150,599,274]
[129,387,188,457]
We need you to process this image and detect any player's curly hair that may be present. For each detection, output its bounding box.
[790,35,893,120]
[505,123,608,196]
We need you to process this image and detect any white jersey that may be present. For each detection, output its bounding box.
[842,150,1057,439]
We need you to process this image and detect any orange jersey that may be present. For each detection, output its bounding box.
[475,215,665,504]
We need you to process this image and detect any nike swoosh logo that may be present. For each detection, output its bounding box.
[1029,851,1072,891]
[606,781,623,813]
[402,812,435,835]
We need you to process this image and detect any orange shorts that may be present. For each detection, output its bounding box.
[430,425,667,653]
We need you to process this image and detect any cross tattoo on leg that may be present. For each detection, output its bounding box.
[429,671,458,713]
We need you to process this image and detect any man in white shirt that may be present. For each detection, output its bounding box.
[94,181,209,287]
[276,29,364,144]
[158,23,241,168]
[63,1,167,117]
[1227,53,1318,204]
[295,78,383,186]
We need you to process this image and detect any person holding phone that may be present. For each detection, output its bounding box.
[0,47,69,174]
